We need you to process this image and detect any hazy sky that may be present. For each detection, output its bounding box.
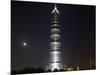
[11,1,95,70]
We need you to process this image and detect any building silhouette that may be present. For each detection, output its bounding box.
[49,4,63,71]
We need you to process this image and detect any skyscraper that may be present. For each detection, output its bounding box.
[49,4,62,71]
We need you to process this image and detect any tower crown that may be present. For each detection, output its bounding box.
[52,4,59,14]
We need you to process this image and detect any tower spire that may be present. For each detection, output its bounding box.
[52,4,59,14]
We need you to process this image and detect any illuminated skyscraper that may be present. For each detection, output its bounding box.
[49,4,62,71]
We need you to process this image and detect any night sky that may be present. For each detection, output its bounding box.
[11,1,95,70]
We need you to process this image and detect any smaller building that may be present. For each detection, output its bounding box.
[66,67,74,71]
[64,65,80,71]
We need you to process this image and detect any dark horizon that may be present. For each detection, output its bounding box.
[11,1,96,71]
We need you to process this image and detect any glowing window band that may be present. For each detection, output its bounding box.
[51,28,60,32]
[52,24,59,27]
[50,42,61,50]
[51,34,60,40]
[50,51,60,62]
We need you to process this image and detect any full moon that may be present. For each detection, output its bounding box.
[23,42,27,46]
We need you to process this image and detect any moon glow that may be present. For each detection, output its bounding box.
[23,42,27,46]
